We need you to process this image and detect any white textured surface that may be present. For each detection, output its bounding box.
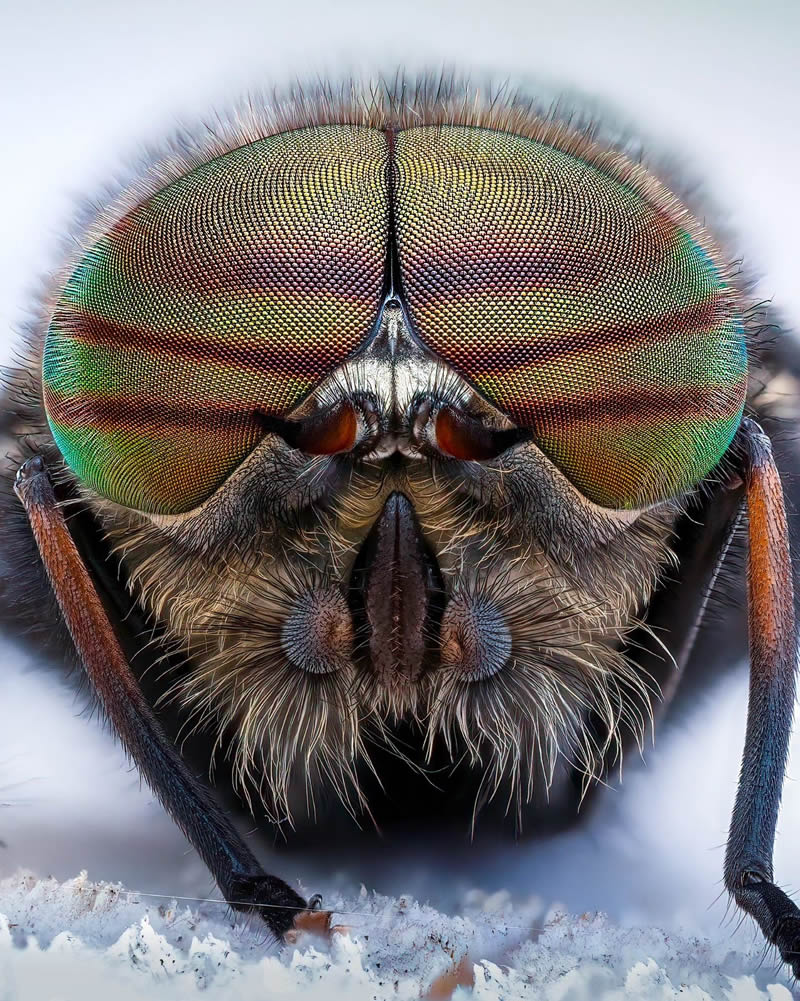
[0,872,795,1000]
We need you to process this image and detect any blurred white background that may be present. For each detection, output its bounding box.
[0,0,799,945]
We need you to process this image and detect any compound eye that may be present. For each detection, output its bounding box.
[394,126,747,509]
[42,126,389,514]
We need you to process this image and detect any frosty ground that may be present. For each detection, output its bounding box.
[3,638,800,999]
[0,870,796,1000]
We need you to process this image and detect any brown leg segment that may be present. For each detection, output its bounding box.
[14,455,316,939]
[724,419,800,976]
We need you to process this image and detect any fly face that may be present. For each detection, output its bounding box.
[36,114,745,821]
[98,296,674,822]
[5,82,800,967]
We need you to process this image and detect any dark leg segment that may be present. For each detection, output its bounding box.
[14,456,311,939]
[724,419,800,976]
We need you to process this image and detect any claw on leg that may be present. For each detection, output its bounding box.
[423,956,475,1000]
[724,419,799,975]
[285,907,332,942]
[285,906,349,944]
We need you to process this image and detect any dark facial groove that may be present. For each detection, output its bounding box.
[348,490,445,686]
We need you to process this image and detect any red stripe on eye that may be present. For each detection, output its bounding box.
[50,311,362,374]
[505,381,745,430]
[44,387,263,435]
[404,299,725,372]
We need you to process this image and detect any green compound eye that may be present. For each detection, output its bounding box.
[42,126,389,514]
[393,126,747,509]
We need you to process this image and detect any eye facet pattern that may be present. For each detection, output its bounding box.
[394,126,747,508]
[42,119,747,513]
[43,126,390,513]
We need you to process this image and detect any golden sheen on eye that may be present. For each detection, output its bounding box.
[393,125,747,509]
[42,126,390,514]
[42,117,746,513]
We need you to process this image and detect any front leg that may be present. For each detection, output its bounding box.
[14,455,315,939]
[724,420,800,975]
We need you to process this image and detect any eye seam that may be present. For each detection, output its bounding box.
[40,109,747,515]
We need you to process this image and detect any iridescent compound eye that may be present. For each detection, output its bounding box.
[43,116,748,515]
[42,126,389,513]
[393,126,747,509]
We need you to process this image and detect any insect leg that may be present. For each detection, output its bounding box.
[724,418,800,975]
[13,455,316,939]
